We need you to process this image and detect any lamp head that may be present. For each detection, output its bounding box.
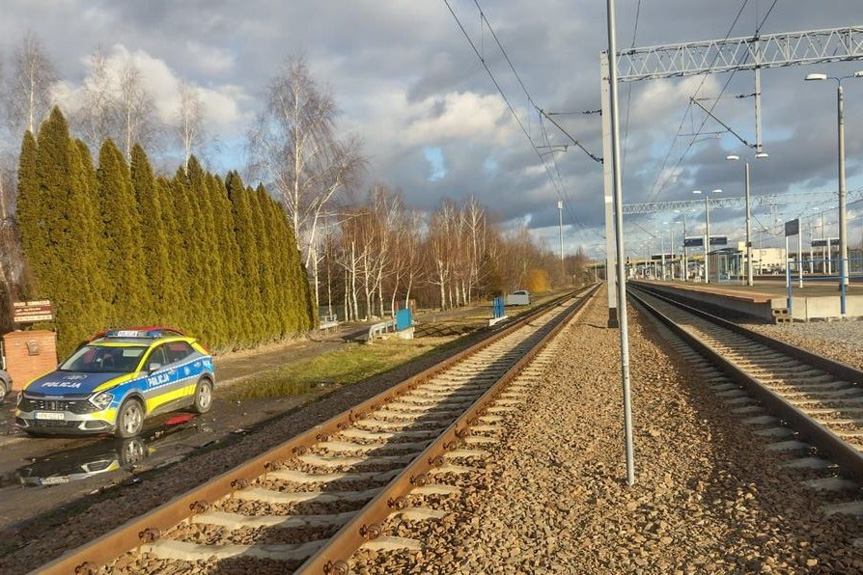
[805,73,827,81]
[726,154,740,161]
[692,189,703,195]
[711,189,722,194]
[755,152,769,159]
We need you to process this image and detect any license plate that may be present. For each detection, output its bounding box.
[41,476,70,485]
[34,411,65,421]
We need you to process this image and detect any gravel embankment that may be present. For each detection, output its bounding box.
[358,293,863,574]
[747,320,863,372]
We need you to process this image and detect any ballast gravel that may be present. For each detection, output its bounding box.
[357,293,863,574]
[748,319,863,372]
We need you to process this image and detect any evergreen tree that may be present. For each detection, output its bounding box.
[72,139,112,333]
[131,144,172,324]
[248,185,278,340]
[59,141,111,348]
[96,139,148,325]
[33,109,80,352]
[208,173,242,349]
[170,167,198,334]
[15,130,44,296]
[226,172,262,346]
[156,176,189,329]
[184,157,224,347]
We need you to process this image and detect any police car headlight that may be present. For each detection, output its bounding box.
[90,391,114,410]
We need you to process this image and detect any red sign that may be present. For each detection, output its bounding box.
[12,300,54,324]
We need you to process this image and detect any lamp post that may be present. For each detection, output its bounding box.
[726,152,768,286]
[805,70,863,297]
[693,189,722,283]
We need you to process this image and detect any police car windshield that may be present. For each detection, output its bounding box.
[59,345,147,373]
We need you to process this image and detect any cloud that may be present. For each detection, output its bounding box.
[403,91,514,146]
[4,0,863,258]
[51,44,251,137]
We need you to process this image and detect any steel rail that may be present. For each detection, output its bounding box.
[298,285,600,573]
[34,285,595,575]
[628,284,863,480]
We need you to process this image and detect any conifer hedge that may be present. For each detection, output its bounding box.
[16,108,314,355]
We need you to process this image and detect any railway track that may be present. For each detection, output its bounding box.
[630,285,863,515]
[37,285,598,575]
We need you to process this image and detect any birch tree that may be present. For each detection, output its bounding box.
[248,55,365,273]
[8,32,56,136]
[118,60,158,160]
[176,82,205,168]
[74,47,120,151]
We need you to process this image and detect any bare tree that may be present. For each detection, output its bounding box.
[176,81,205,168]
[7,32,56,136]
[248,55,365,274]
[74,46,120,151]
[118,60,158,160]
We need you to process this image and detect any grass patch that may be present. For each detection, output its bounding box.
[229,337,456,400]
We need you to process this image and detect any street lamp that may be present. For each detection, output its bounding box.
[727,151,768,286]
[693,189,721,283]
[805,70,863,300]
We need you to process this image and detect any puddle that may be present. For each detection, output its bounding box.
[3,418,206,488]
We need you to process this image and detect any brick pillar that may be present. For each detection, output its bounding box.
[2,331,58,390]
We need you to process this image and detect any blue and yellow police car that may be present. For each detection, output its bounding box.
[15,327,215,437]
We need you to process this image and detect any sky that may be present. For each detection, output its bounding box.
[1,0,862,259]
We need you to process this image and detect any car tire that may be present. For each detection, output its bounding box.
[115,399,145,438]
[118,437,147,467]
[191,378,213,414]
[0,379,7,404]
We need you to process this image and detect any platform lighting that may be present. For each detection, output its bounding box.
[805,70,863,311]
[727,152,768,286]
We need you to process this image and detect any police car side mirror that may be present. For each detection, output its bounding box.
[148,363,162,373]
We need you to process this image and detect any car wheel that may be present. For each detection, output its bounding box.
[191,378,213,414]
[115,399,144,438]
[0,380,7,403]
[118,437,147,467]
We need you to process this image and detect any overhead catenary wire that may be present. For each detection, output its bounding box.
[621,0,643,177]
[441,0,604,242]
[647,0,751,202]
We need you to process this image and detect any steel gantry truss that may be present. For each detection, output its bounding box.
[622,189,863,215]
[601,25,863,325]
[617,27,863,81]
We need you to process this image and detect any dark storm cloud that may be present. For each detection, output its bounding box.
[0,1,862,256]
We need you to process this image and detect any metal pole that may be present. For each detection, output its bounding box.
[809,221,815,274]
[683,214,688,281]
[705,197,710,283]
[839,83,849,288]
[798,231,803,289]
[745,162,753,286]
[600,57,618,327]
[660,232,666,280]
[670,226,675,280]
[786,236,792,314]
[558,200,564,263]
[754,39,763,154]
[606,0,635,486]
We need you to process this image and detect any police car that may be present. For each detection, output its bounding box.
[15,328,215,437]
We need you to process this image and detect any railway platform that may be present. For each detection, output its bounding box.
[632,279,863,322]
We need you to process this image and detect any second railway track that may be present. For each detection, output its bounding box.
[37,285,598,575]
[631,284,863,505]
